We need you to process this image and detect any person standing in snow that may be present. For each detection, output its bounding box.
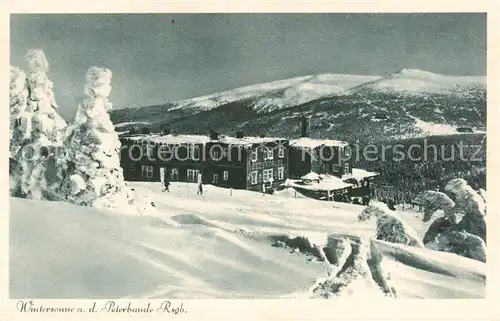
[164,172,170,192]
[196,172,203,195]
[160,167,165,192]
[268,177,274,193]
[160,167,170,192]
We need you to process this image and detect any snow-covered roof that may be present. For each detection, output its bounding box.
[114,121,152,128]
[215,135,287,146]
[301,172,321,181]
[289,137,349,149]
[343,168,379,181]
[287,177,353,192]
[125,134,211,145]
[121,134,287,146]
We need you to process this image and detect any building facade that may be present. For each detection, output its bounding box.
[118,132,290,192]
[204,134,290,192]
[119,134,208,183]
[288,117,353,179]
[117,120,373,201]
[288,139,353,179]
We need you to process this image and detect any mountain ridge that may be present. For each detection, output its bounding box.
[110,69,486,143]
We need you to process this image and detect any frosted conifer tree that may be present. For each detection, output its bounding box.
[9,65,29,156]
[9,65,29,195]
[11,50,67,199]
[60,66,150,214]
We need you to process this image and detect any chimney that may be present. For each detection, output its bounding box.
[236,131,244,138]
[300,116,310,138]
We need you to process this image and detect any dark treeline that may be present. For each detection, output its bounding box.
[353,134,486,204]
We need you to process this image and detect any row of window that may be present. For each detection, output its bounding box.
[142,145,286,161]
[318,163,350,175]
[251,146,285,162]
[250,167,284,185]
[136,164,229,183]
[134,163,348,181]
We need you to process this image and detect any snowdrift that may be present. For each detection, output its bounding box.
[10,182,486,299]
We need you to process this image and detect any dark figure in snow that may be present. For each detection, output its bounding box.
[362,196,370,206]
[197,173,203,195]
[387,199,396,211]
[161,170,170,192]
[164,177,170,192]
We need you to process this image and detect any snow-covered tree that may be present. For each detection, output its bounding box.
[9,65,29,195]
[10,50,67,199]
[422,178,487,262]
[9,65,29,156]
[413,190,455,222]
[445,178,486,217]
[59,66,149,214]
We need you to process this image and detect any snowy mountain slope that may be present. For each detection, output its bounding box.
[110,73,378,127]
[250,74,379,114]
[10,182,486,299]
[169,75,314,112]
[348,68,485,95]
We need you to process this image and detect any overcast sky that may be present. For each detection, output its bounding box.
[10,13,486,120]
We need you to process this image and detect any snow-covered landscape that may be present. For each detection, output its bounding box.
[8,48,488,301]
[10,182,486,299]
[8,13,489,303]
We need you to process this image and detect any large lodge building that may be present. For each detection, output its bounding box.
[118,117,378,202]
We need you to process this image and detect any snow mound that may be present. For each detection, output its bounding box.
[311,238,389,298]
[445,178,486,217]
[426,230,486,263]
[358,202,424,248]
[373,239,485,298]
[413,190,455,222]
[422,179,487,262]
